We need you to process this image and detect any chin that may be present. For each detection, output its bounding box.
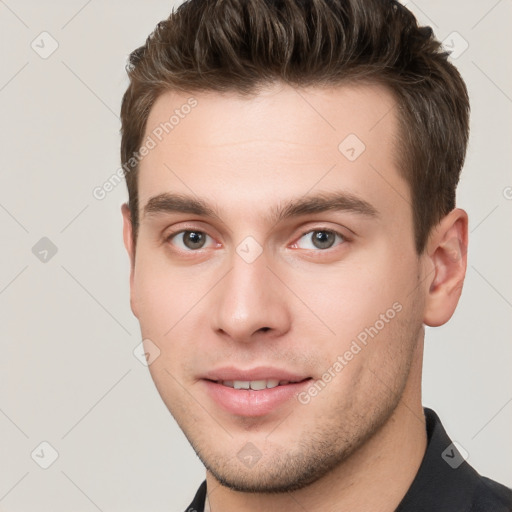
[193,435,359,494]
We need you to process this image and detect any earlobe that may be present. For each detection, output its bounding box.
[121,203,139,318]
[423,208,468,327]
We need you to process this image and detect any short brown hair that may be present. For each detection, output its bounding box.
[120,0,470,253]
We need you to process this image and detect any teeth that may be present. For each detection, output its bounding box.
[249,380,266,390]
[221,379,283,390]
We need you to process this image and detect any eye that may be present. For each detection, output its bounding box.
[293,229,346,250]
[167,230,215,251]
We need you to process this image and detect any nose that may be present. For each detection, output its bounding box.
[210,245,291,344]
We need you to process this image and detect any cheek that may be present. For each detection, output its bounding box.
[294,255,420,386]
[132,251,185,338]
[132,249,217,369]
[133,275,169,332]
[290,260,404,341]
[133,268,191,382]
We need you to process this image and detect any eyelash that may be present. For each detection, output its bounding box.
[164,227,348,253]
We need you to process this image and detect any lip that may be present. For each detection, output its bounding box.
[200,366,312,417]
[201,366,309,383]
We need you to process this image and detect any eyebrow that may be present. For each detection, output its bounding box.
[142,190,379,225]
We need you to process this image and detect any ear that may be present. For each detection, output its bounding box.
[423,208,468,327]
[121,203,139,318]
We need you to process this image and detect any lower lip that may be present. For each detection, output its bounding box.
[202,379,312,417]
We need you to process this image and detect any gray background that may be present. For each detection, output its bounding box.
[0,1,511,510]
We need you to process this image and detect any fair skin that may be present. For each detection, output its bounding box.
[122,82,468,511]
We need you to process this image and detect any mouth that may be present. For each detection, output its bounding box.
[200,369,313,417]
[206,378,311,390]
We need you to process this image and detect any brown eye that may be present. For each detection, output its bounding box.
[168,230,211,251]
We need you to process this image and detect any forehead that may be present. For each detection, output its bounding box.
[145,81,398,148]
[137,82,408,224]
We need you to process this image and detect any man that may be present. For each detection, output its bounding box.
[119,0,512,510]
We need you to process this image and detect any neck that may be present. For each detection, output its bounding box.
[205,345,427,512]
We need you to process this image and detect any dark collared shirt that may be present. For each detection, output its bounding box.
[184,407,512,511]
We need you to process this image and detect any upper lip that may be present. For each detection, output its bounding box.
[201,366,310,382]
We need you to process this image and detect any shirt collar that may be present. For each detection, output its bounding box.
[395,406,481,510]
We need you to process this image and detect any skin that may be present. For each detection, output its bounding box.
[122,82,468,511]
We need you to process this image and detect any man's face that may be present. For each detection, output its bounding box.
[124,82,429,492]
